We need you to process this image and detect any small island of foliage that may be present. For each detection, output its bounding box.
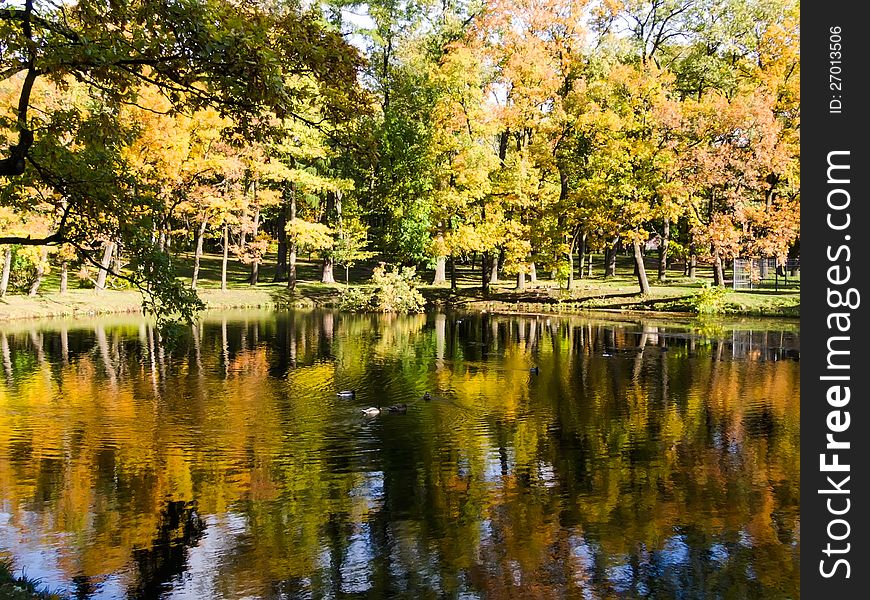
[1,0,799,323]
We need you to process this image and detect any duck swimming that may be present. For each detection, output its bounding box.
[529,366,539,374]
[422,392,432,401]
[338,390,356,398]
[387,404,407,413]
[361,407,380,416]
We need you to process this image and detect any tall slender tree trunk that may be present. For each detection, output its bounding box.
[433,254,447,285]
[489,251,499,285]
[191,219,207,290]
[114,242,124,274]
[712,249,724,286]
[221,220,229,291]
[95,241,115,291]
[0,248,12,297]
[321,257,336,284]
[632,238,651,295]
[587,254,593,277]
[578,233,586,280]
[275,184,291,282]
[321,189,338,284]
[658,217,669,281]
[60,261,68,293]
[450,255,457,290]
[688,243,697,279]
[567,247,574,290]
[249,205,261,285]
[481,253,489,297]
[529,262,537,284]
[288,182,298,290]
[605,239,618,278]
[567,233,579,290]
[516,270,526,291]
[29,246,48,296]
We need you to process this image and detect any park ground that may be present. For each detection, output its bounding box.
[0,251,799,322]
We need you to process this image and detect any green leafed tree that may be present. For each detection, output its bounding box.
[0,0,366,320]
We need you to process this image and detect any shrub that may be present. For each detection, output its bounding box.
[689,282,729,314]
[338,264,426,313]
[337,286,371,312]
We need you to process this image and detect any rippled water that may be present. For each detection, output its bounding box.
[0,310,799,599]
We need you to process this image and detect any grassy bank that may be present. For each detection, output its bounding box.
[439,276,800,318]
[0,251,799,322]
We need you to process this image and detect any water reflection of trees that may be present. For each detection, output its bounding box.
[0,312,799,598]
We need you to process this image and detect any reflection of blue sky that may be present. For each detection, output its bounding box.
[568,533,597,593]
[457,456,470,479]
[0,510,127,599]
[484,447,514,482]
[350,470,384,512]
[538,461,557,488]
[607,562,634,594]
[709,542,729,565]
[165,513,247,600]
[480,518,493,544]
[386,521,443,594]
[340,523,374,594]
[657,535,690,567]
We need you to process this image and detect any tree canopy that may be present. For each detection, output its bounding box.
[1,0,799,317]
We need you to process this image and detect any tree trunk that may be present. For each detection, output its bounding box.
[632,238,651,295]
[489,251,499,285]
[321,257,336,284]
[567,235,578,290]
[516,270,526,291]
[191,219,207,290]
[587,254,593,277]
[658,217,669,281]
[114,242,124,274]
[481,253,489,297]
[688,243,697,279]
[221,221,229,291]
[450,255,457,290]
[274,185,291,282]
[567,250,574,290]
[60,261,68,293]
[29,247,49,296]
[578,233,586,280]
[95,241,115,291]
[529,262,537,284]
[249,205,261,285]
[605,239,618,278]
[320,188,338,285]
[712,250,724,286]
[0,248,12,297]
[288,183,298,290]
[433,254,447,285]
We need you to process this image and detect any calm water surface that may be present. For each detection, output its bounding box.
[0,310,799,599]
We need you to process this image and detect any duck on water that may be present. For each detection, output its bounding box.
[361,404,408,416]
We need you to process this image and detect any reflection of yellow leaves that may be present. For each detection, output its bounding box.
[0,314,800,594]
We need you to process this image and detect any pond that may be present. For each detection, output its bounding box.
[0,310,799,599]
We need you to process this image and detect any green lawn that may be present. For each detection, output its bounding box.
[1,250,799,321]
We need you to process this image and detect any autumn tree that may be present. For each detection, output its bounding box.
[1,0,366,319]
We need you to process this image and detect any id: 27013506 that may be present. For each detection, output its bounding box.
[829,26,843,114]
